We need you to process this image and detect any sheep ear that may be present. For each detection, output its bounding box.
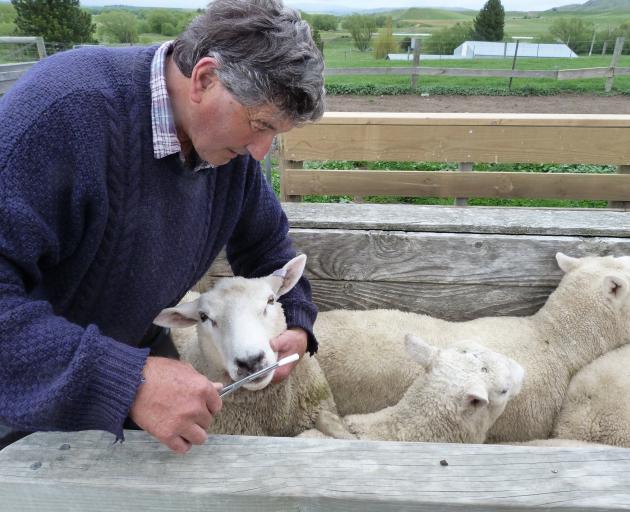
[464,383,489,407]
[603,275,630,305]
[404,334,437,370]
[556,252,580,273]
[268,254,307,297]
[153,298,200,328]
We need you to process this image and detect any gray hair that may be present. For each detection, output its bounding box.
[172,0,325,123]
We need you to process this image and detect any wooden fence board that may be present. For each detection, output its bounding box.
[202,229,630,285]
[283,170,630,200]
[282,112,630,127]
[280,203,630,237]
[281,124,630,164]
[2,430,630,512]
[325,66,630,80]
[195,206,630,320]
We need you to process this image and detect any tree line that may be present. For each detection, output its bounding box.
[3,1,202,45]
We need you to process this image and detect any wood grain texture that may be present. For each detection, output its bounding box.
[202,229,630,285]
[281,112,630,127]
[324,67,630,80]
[195,204,630,320]
[280,124,630,164]
[283,169,630,201]
[280,203,630,237]
[1,431,630,512]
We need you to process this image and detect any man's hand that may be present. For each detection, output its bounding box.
[129,356,222,454]
[270,327,307,382]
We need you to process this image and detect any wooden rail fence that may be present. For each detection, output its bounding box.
[279,112,630,208]
[327,37,627,93]
[2,430,630,511]
[5,202,630,510]
[0,36,46,95]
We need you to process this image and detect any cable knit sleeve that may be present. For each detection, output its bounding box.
[0,75,148,439]
[225,156,319,354]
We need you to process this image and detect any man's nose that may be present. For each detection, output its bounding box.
[246,132,275,161]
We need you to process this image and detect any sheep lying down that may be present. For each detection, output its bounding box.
[314,253,630,443]
[302,334,524,444]
[551,343,630,448]
[154,255,523,442]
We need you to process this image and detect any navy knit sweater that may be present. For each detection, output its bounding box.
[0,46,317,440]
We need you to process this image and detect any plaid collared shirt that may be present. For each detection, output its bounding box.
[150,41,211,171]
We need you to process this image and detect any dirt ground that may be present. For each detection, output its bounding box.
[325,94,630,114]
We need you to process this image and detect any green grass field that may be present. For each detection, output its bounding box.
[322,35,630,94]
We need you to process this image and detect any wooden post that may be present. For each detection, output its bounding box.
[35,37,47,59]
[454,162,473,206]
[602,40,608,55]
[605,36,624,93]
[588,30,596,56]
[609,165,630,209]
[264,151,272,185]
[411,38,421,89]
[508,39,520,91]
[280,159,303,202]
[278,135,302,202]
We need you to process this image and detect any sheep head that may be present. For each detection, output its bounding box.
[554,253,630,344]
[403,335,525,443]
[154,255,307,390]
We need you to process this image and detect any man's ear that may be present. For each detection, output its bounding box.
[189,57,220,103]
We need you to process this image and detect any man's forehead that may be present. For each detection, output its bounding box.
[247,104,293,129]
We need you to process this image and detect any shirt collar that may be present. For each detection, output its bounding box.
[150,41,212,172]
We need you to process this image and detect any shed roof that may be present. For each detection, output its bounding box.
[455,41,577,58]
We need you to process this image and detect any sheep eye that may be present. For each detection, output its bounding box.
[199,312,217,327]
[267,296,275,305]
[501,389,508,394]
[481,367,488,373]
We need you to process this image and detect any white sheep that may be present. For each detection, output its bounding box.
[308,335,524,444]
[314,253,630,443]
[155,255,523,443]
[153,255,339,437]
[551,343,630,448]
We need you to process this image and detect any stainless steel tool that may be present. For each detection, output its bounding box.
[219,353,300,398]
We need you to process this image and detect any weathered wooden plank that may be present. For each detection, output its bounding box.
[0,36,41,44]
[195,275,552,319]
[282,112,630,127]
[280,123,630,164]
[196,226,630,320]
[557,67,609,80]
[1,431,630,512]
[283,170,630,201]
[0,62,36,73]
[202,229,630,285]
[0,70,26,82]
[290,229,630,285]
[0,80,16,94]
[280,203,630,238]
[310,281,552,318]
[324,66,557,78]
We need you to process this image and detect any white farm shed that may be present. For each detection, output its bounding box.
[454,41,578,58]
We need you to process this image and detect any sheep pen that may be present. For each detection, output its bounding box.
[3,203,630,511]
[314,253,630,443]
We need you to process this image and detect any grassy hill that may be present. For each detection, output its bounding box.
[554,0,630,11]
[392,8,476,21]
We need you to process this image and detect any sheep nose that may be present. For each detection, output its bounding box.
[235,352,265,375]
